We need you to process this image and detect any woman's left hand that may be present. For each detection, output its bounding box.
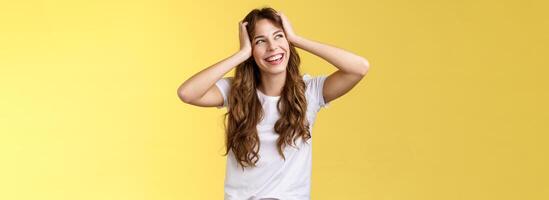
[276,12,299,44]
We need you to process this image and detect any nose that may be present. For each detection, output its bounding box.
[267,41,277,51]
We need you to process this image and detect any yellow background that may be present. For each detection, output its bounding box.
[1,0,547,199]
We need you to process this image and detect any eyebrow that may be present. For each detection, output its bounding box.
[253,30,284,41]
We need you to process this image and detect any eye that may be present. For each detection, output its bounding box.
[255,40,264,45]
[275,34,283,39]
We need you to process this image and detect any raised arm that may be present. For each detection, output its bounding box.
[277,12,370,104]
[177,22,251,107]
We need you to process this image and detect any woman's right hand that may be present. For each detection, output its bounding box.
[238,21,252,59]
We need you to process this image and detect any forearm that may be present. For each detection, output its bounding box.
[178,50,248,102]
[291,36,370,75]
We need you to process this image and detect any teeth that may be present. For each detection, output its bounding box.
[266,54,283,61]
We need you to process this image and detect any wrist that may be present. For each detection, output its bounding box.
[289,35,304,48]
[235,50,251,61]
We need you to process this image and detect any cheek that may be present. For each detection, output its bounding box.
[252,47,264,60]
[280,42,290,52]
[252,47,260,56]
[252,50,263,65]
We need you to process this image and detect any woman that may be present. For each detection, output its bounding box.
[178,7,370,200]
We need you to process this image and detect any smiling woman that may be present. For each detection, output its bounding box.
[177,6,370,200]
[251,21,289,73]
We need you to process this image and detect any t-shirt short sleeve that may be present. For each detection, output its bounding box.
[214,77,232,109]
[303,74,330,108]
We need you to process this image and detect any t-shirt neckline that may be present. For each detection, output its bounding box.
[256,74,310,100]
[257,89,280,100]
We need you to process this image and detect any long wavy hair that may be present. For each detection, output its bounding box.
[222,7,311,170]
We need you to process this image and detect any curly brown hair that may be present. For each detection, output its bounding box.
[222,7,311,170]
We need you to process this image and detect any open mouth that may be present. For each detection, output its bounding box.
[264,53,284,65]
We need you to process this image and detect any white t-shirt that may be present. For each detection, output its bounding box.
[215,74,329,200]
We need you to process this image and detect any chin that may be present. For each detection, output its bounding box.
[260,63,288,75]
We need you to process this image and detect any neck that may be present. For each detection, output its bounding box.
[259,72,286,96]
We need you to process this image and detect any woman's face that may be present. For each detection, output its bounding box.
[251,19,290,75]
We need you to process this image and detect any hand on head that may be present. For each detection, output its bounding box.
[238,21,252,59]
[275,12,298,44]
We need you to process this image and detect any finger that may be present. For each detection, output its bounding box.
[241,23,248,32]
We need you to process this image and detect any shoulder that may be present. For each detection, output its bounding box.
[302,73,314,87]
[303,73,312,81]
[302,73,330,108]
[302,73,327,90]
[215,77,234,90]
[218,76,234,83]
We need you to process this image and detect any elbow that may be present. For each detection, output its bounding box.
[357,58,370,76]
[177,87,195,104]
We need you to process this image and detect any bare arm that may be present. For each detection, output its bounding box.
[291,36,370,103]
[277,12,370,103]
[177,22,252,106]
[177,51,248,105]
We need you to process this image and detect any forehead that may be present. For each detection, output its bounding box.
[253,19,282,36]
